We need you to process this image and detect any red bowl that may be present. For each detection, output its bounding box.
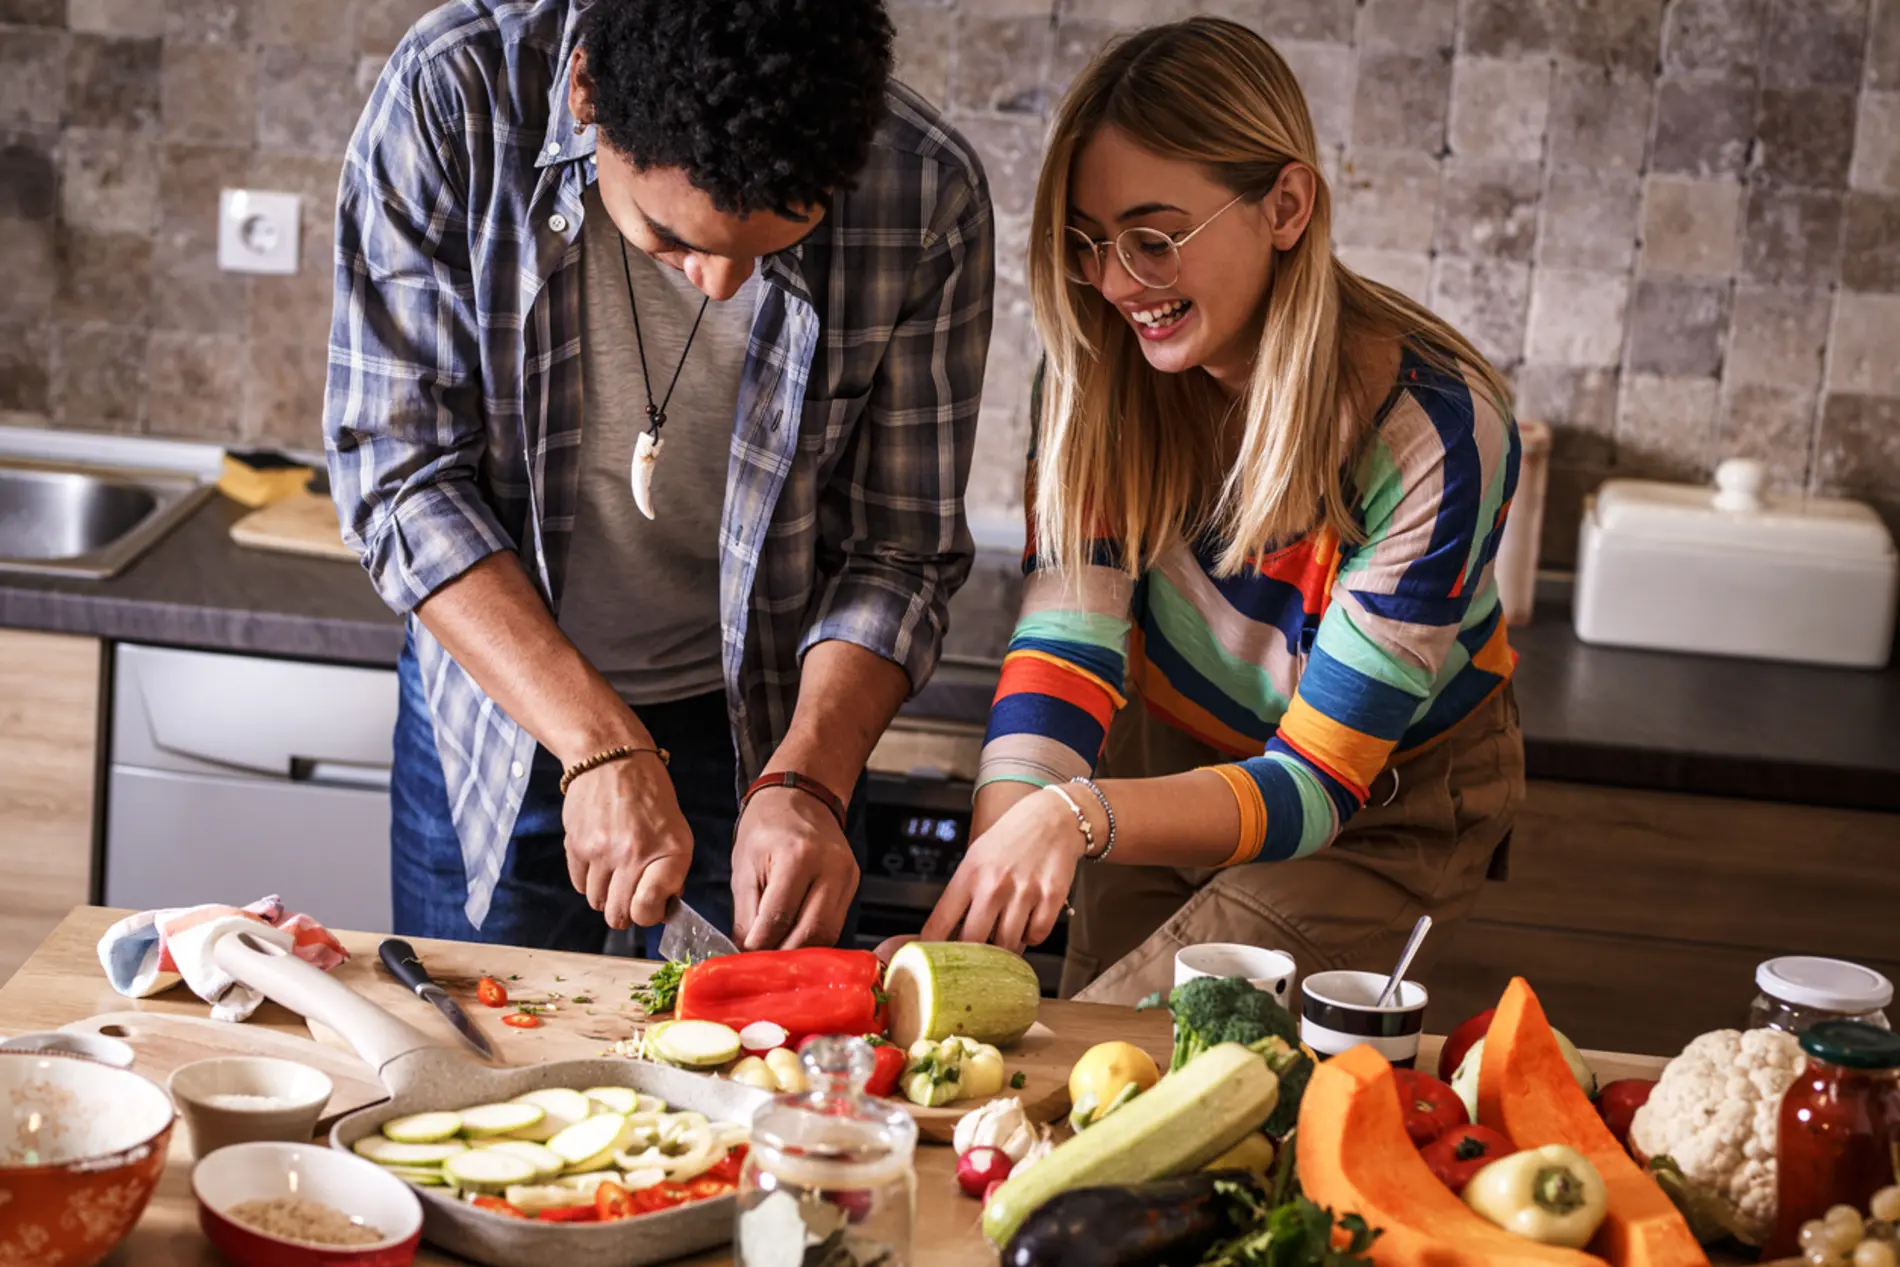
[192,1141,423,1266]
[0,1050,175,1267]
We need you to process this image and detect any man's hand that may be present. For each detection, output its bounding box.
[730,788,860,950]
[562,752,694,930]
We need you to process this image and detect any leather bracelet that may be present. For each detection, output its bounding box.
[558,744,668,796]
[742,771,848,831]
[1069,776,1116,862]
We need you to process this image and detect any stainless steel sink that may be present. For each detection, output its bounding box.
[0,459,213,579]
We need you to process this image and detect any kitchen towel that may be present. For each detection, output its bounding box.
[97,896,350,1022]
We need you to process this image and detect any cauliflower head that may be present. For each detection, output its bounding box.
[1627,1027,1804,1246]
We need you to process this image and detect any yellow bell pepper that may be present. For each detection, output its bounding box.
[1463,1144,1609,1249]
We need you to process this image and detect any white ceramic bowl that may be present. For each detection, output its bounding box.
[193,1141,422,1267]
[0,1030,137,1068]
[0,1051,175,1266]
[170,1056,334,1157]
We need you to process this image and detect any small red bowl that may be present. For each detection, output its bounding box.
[192,1141,422,1266]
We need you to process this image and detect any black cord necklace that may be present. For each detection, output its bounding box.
[619,235,711,437]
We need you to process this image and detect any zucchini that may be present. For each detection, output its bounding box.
[383,1164,450,1187]
[353,1136,469,1166]
[885,942,1040,1049]
[583,1086,639,1115]
[547,1112,628,1166]
[443,1149,538,1192]
[459,1102,546,1138]
[381,1111,462,1143]
[980,1042,1280,1247]
[507,1088,591,1142]
[1000,1173,1262,1267]
[644,1019,741,1069]
[482,1140,565,1180]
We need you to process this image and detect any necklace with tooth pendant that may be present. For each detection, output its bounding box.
[621,235,711,520]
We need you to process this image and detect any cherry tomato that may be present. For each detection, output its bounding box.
[686,1176,736,1201]
[470,1195,528,1218]
[536,1204,600,1223]
[1596,1078,1656,1150]
[477,976,508,1007]
[864,1042,908,1098]
[1419,1123,1515,1193]
[705,1144,748,1185]
[1437,1008,1496,1082]
[1393,1068,1467,1147]
[595,1180,636,1221]
[502,1011,542,1029]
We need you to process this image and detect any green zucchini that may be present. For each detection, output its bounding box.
[979,1041,1280,1247]
[885,942,1041,1049]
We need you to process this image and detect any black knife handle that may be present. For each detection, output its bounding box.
[379,938,435,997]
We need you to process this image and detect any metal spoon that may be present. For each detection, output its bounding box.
[1376,914,1432,1007]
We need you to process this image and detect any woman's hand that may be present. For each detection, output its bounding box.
[921,788,1091,953]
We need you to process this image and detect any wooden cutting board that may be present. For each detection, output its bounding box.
[228,490,357,561]
[62,1011,389,1129]
[304,950,1128,1144]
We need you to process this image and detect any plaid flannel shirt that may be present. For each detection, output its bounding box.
[324,0,993,928]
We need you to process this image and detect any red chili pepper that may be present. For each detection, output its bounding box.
[595,1180,637,1221]
[536,1203,601,1223]
[706,1144,748,1185]
[502,1011,542,1029]
[633,1181,692,1213]
[477,976,508,1007]
[677,949,884,1043]
[865,1039,907,1097]
[1392,1068,1467,1147]
[471,1195,528,1218]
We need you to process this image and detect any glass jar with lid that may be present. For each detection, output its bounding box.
[1749,956,1893,1035]
[736,1035,917,1267]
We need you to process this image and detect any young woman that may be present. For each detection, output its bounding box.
[920,17,1526,1005]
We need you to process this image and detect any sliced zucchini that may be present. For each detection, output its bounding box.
[381,1111,463,1144]
[508,1088,593,1142]
[353,1136,469,1166]
[383,1163,450,1187]
[459,1101,547,1139]
[645,1019,741,1069]
[583,1086,638,1115]
[564,1146,620,1174]
[443,1149,539,1193]
[504,1182,597,1213]
[482,1140,565,1181]
[547,1112,628,1166]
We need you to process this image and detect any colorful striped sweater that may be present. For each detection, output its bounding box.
[978,350,1521,864]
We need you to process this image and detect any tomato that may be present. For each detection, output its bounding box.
[1419,1123,1515,1193]
[595,1180,636,1221]
[502,1011,542,1029]
[1437,1007,1496,1082]
[865,1042,908,1098]
[470,1195,528,1218]
[1596,1078,1656,1150]
[685,1176,736,1201]
[536,1204,600,1223]
[476,976,508,1007]
[1393,1068,1467,1147]
[705,1144,748,1185]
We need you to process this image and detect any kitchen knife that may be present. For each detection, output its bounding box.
[377,938,496,1061]
[657,897,740,963]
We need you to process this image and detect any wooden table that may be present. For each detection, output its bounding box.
[0,907,1739,1266]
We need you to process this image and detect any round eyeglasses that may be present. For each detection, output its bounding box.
[1063,193,1247,290]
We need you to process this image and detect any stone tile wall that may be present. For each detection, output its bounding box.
[1,0,1894,560]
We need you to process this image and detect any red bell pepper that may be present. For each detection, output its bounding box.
[798,1034,907,1096]
[536,1203,601,1223]
[470,1195,528,1219]
[595,1180,637,1221]
[677,949,885,1043]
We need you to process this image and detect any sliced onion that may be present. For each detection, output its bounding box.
[739,1021,789,1054]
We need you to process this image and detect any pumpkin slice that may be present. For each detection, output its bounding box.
[1478,979,1707,1267]
[1296,1044,1610,1267]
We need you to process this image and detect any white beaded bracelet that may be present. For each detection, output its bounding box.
[1043,784,1097,859]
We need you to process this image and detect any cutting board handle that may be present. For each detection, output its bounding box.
[214,931,441,1076]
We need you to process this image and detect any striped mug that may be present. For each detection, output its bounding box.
[1299,970,1428,1068]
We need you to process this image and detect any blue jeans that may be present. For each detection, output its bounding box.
[389,635,868,954]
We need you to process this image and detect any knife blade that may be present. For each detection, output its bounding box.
[657,897,739,963]
[377,938,496,1061]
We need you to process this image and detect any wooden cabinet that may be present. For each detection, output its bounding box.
[0,630,102,984]
[1422,780,1900,1056]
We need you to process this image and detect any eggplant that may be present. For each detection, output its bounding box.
[999,1172,1263,1267]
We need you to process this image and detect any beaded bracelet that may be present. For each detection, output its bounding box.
[1068,776,1117,862]
[1042,785,1096,859]
[558,744,669,796]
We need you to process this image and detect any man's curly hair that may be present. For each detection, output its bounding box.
[579,0,895,218]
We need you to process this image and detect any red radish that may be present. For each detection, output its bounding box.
[739,1020,789,1054]
[956,1147,1012,1199]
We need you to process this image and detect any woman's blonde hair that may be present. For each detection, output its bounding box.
[1028,17,1513,578]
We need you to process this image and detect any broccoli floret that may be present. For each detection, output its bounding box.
[1137,976,1300,1069]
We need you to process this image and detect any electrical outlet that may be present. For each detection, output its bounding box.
[217,188,301,275]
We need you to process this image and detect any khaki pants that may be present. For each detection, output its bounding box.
[1062,685,1524,1005]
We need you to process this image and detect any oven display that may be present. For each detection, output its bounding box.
[869,805,970,880]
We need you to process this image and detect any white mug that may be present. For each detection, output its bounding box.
[1173,943,1297,1006]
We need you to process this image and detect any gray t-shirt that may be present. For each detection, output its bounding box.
[558,183,758,705]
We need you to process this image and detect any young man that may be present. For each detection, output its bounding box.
[325,0,993,953]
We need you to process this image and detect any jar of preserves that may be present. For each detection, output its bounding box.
[1762,1020,1900,1261]
[1750,957,1893,1035]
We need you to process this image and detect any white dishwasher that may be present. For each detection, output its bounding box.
[103,644,400,932]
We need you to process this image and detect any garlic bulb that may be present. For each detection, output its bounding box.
[952,1097,1046,1163]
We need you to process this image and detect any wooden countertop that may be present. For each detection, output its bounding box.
[0,907,1758,1267]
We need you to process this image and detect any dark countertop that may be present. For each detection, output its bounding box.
[4,495,1897,812]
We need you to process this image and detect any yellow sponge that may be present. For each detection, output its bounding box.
[219,450,315,509]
